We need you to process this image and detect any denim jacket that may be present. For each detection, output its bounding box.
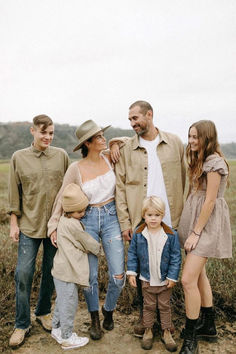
[127,223,181,282]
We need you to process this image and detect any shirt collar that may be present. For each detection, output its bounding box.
[142,225,168,241]
[158,129,168,144]
[136,221,174,235]
[131,128,168,150]
[30,143,50,157]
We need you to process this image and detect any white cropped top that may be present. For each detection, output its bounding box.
[79,155,116,204]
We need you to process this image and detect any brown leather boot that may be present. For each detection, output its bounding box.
[90,311,102,340]
[134,315,145,337]
[141,328,153,350]
[161,329,177,352]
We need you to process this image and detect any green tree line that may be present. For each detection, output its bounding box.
[0,122,135,159]
[1,122,236,159]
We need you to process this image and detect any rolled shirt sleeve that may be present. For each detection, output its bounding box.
[8,153,22,217]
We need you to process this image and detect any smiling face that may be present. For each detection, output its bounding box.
[144,207,163,232]
[30,124,54,151]
[128,105,152,136]
[86,131,107,153]
[188,126,199,152]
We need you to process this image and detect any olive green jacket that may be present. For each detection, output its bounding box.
[8,145,69,238]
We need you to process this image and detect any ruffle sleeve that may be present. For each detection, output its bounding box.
[203,155,228,176]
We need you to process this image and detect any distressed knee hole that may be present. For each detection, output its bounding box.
[112,273,126,288]
[114,273,124,280]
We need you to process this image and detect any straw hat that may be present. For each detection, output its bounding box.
[73,119,111,152]
[62,183,89,212]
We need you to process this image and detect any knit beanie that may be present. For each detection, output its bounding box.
[62,183,89,212]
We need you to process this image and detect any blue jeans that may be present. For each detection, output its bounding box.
[14,232,56,329]
[53,278,79,339]
[81,201,125,312]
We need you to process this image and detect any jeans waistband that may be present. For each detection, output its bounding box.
[89,199,115,209]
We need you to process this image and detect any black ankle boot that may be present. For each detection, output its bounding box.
[179,318,199,354]
[180,317,201,339]
[196,307,217,342]
[102,305,114,331]
[90,311,102,340]
[179,330,199,354]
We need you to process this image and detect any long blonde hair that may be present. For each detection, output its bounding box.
[186,120,229,191]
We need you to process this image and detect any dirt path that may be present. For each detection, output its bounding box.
[7,303,236,354]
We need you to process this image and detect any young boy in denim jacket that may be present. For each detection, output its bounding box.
[127,196,181,351]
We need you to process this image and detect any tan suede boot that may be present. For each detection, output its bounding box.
[161,329,177,352]
[141,328,153,350]
[9,328,31,348]
[36,313,52,331]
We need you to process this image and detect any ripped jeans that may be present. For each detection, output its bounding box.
[81,200,125,312]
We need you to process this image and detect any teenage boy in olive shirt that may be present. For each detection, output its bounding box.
[8,115,69,348]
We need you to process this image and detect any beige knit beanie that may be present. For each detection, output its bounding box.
[62,183,89,212]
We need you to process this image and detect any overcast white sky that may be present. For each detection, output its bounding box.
[0,0,235,143]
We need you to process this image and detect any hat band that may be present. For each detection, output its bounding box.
[76,127,102,146]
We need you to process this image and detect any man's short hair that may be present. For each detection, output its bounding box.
[129,100,153,115]
[33,115,53,130]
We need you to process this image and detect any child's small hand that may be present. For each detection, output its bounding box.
[128,275,137,287]
[50,230,58,248]
[166,279,176,288]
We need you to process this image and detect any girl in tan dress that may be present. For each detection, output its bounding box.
[178,120,232,354]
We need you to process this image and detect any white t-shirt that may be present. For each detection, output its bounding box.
[141,227,167,286]
[139,135,172,227]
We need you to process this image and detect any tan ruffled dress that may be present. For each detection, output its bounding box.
[178,154,232,258]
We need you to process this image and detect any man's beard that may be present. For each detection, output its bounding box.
[135,126,148,136]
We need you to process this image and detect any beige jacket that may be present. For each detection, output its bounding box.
[115,130,186,231]
[52,215,101,286]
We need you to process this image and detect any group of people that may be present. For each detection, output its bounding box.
[8,100,232,353]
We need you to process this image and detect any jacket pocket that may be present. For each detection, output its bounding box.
[21,173,40,195]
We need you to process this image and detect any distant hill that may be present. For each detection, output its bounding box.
[0,122,135,159]
[0,122,235,159]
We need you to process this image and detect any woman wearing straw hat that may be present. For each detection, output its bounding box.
[48,120,125,341]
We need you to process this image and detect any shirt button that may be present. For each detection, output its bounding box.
[144,167,147,170]
[144,151,147,154]
[144,184,147,187]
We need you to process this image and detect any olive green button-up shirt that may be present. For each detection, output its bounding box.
[115,130,186,232]
[8,145,69,238]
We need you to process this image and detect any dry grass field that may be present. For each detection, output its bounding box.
[0,160,235,352]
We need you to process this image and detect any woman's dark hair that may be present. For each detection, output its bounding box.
[81,137,93,158]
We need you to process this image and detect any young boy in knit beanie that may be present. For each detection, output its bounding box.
[51,183,101,350]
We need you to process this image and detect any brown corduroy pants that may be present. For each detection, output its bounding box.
[141,281,172,330]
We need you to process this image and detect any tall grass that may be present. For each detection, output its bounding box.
[0,161,235,352]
